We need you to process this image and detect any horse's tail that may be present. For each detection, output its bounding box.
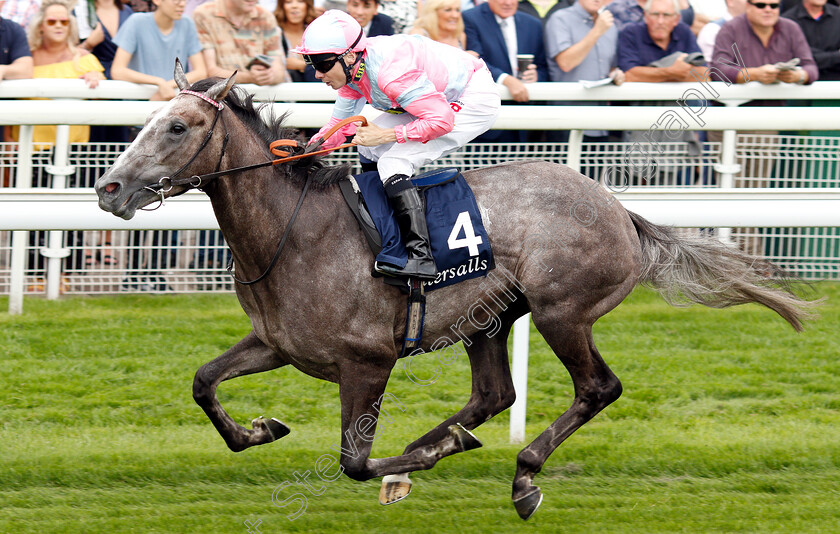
[627,210,819,332]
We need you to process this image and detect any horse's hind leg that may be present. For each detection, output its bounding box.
[380,326,518,504]
[512,321,622,520]
[193,331,290,452]
[336,354,502,484]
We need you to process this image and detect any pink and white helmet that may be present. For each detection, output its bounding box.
[292,10,367,56]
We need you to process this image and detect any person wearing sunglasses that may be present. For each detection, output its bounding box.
[10,0,104,291]
[294,9,499,280]
[21,0,104,142]
[712,0,817,85]
[709,0,817,254]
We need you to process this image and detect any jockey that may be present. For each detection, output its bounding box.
[293,10,500,280]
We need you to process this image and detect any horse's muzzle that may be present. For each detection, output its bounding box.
[95,172,152,220]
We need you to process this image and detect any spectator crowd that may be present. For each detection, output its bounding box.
[2,0,835,143]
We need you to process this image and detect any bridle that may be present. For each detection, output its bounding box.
[140,89,366,286]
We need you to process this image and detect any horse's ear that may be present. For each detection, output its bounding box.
[174,59,190,91]
[206,71,237,103]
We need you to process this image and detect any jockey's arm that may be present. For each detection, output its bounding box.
[390,92,454,144]
[310,93,366,149]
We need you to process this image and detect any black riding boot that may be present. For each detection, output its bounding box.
[377,174,438,280]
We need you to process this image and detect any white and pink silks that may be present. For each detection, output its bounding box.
[311,34,501,183]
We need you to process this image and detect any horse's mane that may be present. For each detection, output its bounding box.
[187,78,350,189]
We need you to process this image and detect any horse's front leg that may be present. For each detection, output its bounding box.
[193,331,290,452]
[336,362,481,486]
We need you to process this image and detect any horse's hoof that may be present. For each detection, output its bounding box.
[448,423,483,452]
[512,487,543,520]
[379,473,412,505]
[252,417,290,441]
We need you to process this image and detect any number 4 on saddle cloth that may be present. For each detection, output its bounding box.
[339,167,495,292]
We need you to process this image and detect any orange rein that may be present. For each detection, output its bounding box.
[267,115,368,164]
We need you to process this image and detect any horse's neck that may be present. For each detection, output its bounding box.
[204,138,305,274]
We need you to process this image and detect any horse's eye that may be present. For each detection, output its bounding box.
[170,124,186,135]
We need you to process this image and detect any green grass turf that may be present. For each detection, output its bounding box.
[1,283,839,533]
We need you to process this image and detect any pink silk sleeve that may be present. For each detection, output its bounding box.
[397,93,455,144]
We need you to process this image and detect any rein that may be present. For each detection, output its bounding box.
[143,108,367,201]
[143,88,367,285]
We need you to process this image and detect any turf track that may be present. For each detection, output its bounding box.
[1,284,839,533]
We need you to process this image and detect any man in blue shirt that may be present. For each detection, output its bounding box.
[544,0,623,165]
[0,0,32,81]
[607,0,694,31]
[545,0,621,84]
[618,0,707,82]
[112,0,206,100]
[617,0,707,185]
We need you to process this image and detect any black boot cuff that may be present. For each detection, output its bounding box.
[384,174,413,197]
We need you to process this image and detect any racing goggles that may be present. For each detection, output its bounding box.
[303,53,343,74]
[303,29,364,74]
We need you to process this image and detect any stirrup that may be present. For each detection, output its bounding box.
[374,261,400,278]
[374,260,437,281]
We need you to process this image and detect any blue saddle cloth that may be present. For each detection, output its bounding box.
[353,168,494,291]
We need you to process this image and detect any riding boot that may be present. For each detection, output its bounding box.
[377,174,438,280]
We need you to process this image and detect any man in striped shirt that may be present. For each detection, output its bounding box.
[193,0,287,85]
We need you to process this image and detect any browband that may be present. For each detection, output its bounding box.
[179,89,225,110]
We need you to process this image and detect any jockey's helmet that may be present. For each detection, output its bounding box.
[293,10,366,80]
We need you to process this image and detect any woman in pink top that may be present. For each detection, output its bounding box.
[294,10,499,280]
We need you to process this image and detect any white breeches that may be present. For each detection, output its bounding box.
[357,67,500,184]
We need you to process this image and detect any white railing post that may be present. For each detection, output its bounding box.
[510,313,531,444]
[8,125,34,315]
[714,100,744,245]
[43,124,73,300]
[566,129,585,172]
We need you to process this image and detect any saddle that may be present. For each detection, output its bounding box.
[339,167,495,356]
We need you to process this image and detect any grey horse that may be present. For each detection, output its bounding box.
[94,67,814,520]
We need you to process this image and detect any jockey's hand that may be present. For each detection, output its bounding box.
[307,136,325,150]
[354,123,397,147]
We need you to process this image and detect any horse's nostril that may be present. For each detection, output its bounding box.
[105,182,119,194]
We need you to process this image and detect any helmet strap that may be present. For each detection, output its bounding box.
[346,55,365,85]
[340,29,365,85]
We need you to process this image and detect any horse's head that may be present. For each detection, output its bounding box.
[95,60,237,220]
